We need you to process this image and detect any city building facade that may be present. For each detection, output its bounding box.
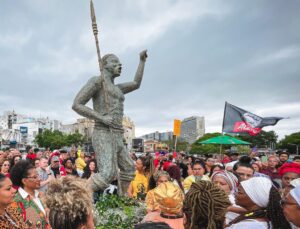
[140,131,173,142]
[61,116,135,150]
[180,116,205,144]
[0,110,62,147]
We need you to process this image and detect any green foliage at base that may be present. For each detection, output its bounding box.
[95,195,146,229]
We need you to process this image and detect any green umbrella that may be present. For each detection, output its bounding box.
[199,135,251,145]
[198,135,250,154]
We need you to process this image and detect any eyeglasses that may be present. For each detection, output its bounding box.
[26,175,40,180]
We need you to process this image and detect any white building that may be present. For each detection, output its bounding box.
[160,131,173,141]
[140,131,160,141]
[61,116,135,150]
[0,110,63,146]
[180,116,205,144]
[140,131,173,142]
[12,121,45,145]
[122,116,135,150]
[0,111,29,130]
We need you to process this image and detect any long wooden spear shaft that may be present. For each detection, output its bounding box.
[90,0,109,111]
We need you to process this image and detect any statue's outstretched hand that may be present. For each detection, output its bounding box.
[140,50,148,62]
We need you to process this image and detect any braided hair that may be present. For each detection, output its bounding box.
[227,186,291,229]
[183,180,231,229]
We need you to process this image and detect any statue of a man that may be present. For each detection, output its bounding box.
[72,50,148,193]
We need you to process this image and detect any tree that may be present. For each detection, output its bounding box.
[66,131,84,146]
[162,139,189,152]
[190,132,226,154]
[278,132,300,154]
[34,130,84,150]
[236,130,278,148]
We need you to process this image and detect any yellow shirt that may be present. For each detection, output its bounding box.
[75,158,86,171]
[183,174,210,193]
[131,171,148,199]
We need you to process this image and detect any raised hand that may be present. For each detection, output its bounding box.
[140,50,148,62]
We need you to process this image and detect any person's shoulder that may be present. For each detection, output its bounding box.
[202,174,210,181]
[87,76,101,86]
[36,167,44,173]
[184,175,194,182]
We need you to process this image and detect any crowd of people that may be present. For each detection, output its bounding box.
[1,147,300,229]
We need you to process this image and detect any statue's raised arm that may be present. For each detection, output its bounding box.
[117,50,148,94]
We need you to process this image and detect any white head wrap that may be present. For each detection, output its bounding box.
[290,186,300,206]
[240,177,272,208]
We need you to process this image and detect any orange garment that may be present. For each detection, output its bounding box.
[145,189,159,212]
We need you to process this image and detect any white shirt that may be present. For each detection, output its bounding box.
[18,187,46,215]
[226,220,269,228]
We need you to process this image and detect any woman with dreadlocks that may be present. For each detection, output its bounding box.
[226,177,291,229]
[183,180,231,229]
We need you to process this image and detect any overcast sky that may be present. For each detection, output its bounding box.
[0,0,299,139]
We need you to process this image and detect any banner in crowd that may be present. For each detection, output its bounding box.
[173,119,181,136]
[222,102,283,136]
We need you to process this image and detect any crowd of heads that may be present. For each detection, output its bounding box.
[0,147,96,229]
[1,146,300,228]
[130,149,300,229]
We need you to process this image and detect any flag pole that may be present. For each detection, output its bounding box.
[222,101,227,134]
[220,101,228,158]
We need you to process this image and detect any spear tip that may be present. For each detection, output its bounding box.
[90,0,96,21]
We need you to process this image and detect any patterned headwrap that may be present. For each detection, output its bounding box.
[211,170,238,194]
[154,182,184,214]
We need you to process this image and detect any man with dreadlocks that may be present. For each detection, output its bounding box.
[226,177,291,229]
[183,180,231,229]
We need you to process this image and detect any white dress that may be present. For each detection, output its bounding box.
[226,219,269,228]
[225,194,242,225]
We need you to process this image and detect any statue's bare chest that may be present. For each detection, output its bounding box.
[103,83,125,103]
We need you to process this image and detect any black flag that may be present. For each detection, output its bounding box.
[222,102,283,136]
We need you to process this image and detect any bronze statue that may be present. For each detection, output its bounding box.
[72,0,147,194]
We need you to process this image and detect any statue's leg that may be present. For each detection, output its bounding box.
[91,128,117,191]
[115,132,135,195]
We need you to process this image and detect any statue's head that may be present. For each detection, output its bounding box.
[103,54,122,77]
